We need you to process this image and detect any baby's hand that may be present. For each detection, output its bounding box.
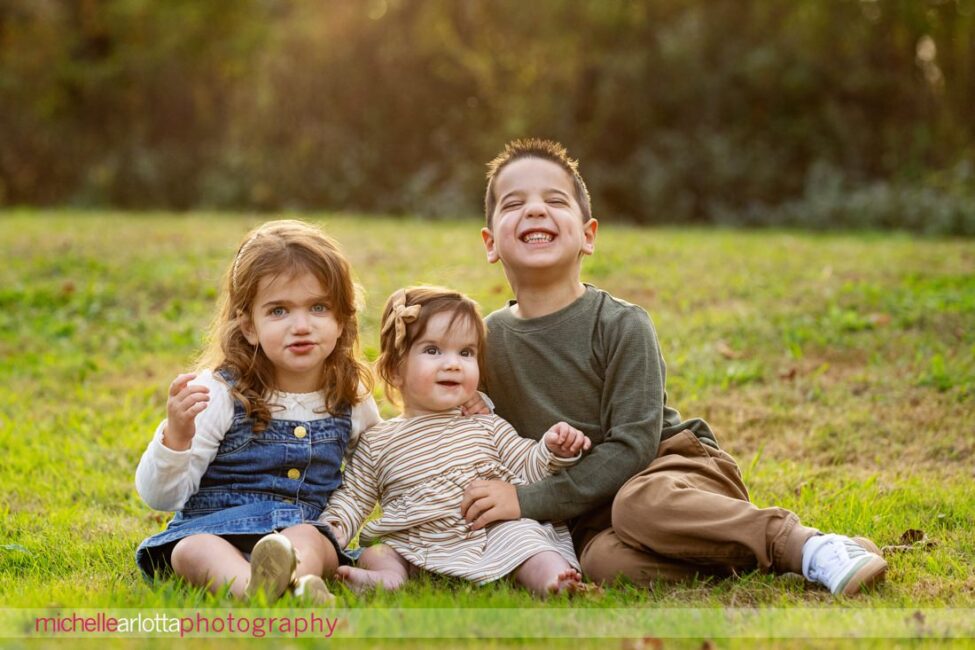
[460,392,491,416]
[333,525,349,549]
[164,373,209,450]
[543,422,591,458]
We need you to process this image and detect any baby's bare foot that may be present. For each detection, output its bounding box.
[336,565,406,593]
[547,568,583,595]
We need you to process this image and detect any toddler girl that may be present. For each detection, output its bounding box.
[323,286,591,596]
[135,219,380,603]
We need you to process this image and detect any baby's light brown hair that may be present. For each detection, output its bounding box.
[484,138,592,228]
[375,286,486,406]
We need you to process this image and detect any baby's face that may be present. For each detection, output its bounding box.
[394,312,480,418]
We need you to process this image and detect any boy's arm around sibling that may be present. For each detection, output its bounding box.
[484,291,700,525]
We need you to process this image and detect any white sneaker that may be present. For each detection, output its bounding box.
[246,533,297,602]
[802,534,887,596]
[293,574,336,605]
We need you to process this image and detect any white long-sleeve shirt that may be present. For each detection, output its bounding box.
[134,369,381,512]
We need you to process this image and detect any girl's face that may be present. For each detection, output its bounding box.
[241,270,344,393]
[394,311,480,418]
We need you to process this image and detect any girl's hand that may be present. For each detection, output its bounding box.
[163,373,210,451]
[460,392,491,416]
[543,422,591,458]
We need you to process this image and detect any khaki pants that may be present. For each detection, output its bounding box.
[579,430,818,585]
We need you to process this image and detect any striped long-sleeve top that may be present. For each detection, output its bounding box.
[320,409,580,582]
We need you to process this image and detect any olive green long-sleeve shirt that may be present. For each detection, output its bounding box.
[483,285,716,538]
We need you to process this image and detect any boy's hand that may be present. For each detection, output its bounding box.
[460,392,491,416]
[461,480,520,530]
[543,422,591,458]
[164,373,209,451]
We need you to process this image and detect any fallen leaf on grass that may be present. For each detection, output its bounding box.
[715,340,743,360]
[571,582,605,597]
[621,638,664,650]
[867,313,892,327]
[881,529,937,555]
[779,367,798,381]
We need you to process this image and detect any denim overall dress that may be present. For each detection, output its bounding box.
[135,386,352,578]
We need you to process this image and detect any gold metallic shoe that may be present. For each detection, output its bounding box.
[245,533,297,602]
[293,574,336,605]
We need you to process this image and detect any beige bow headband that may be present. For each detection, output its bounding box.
[381,289,421,353]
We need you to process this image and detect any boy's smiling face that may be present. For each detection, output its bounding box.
[481,157,597,281]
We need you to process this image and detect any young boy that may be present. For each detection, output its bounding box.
[460,138,887,596]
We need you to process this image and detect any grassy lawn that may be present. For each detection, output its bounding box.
[1,210,973,647]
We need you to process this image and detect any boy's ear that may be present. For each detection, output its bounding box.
[238,310,259,346]
[481,227,500,264]
[581,218,598,256]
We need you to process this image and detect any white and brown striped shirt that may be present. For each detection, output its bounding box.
[321,409,580,583]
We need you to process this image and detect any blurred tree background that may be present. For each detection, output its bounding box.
[1,0,973,233]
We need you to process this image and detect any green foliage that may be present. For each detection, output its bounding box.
[1,2,975,233]
[729,161,975,234]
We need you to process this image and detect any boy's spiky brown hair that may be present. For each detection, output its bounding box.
[484,138,592,228]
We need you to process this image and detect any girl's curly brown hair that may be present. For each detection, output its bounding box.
[197,219,372,432]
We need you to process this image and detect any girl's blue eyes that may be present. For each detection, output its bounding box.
[268,304,328,317]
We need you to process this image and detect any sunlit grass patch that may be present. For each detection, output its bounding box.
[1,211,972,640]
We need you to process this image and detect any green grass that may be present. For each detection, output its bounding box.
[1,211,973,646]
